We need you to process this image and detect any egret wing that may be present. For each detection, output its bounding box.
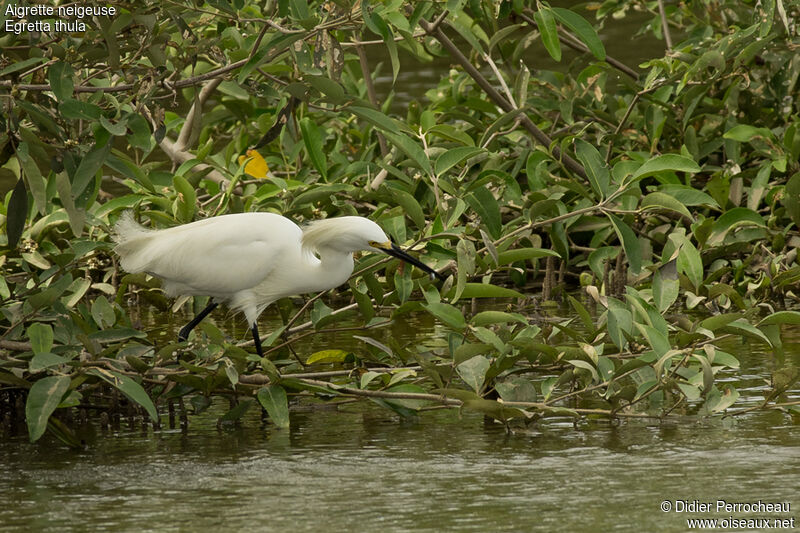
[134,213,301,296]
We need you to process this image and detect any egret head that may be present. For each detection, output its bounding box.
[302,216,443,280]
[302,216,389,254]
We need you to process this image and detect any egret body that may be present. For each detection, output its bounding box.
[113,212,440,356]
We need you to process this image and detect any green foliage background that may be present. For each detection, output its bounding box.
[1,0,799,444]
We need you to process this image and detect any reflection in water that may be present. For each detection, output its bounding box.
[1,381,799,532]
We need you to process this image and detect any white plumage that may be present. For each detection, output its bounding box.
[113,212,440,356]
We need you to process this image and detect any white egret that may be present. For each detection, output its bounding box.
[113,212,442,356]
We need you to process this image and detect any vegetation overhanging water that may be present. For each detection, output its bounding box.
[1,0,800,529]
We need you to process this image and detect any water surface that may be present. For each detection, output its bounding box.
[1,322,798,532]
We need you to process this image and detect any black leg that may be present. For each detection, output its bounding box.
[251,323,264,358]
[178,301,219,342]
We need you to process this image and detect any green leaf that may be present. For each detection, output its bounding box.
[91,295,116,329]
[495,377,538,403]
[427,125,475,146]
[55,172,85,237]
[87,369,158,420]
[306,349,350,365]
[461,398,531,422]
[607,298,633,350]
[588,246,620,279]
[652,260,679,313]
[350,106,406,134]
[720,319,773,347]
[699,313,744,332]
[383,383,429,411]
[453,343,491,365]
[606,214,641,275]
[224,362,239,387]
[551,7,605,60]
[706,385,740,413]
[471,311,528,327]
[26,376,71,442]
[534,6,561,61]
[465,187,501,239]
[366,11,399,83]
[694,365,724,400]
[457,355,491,392]
[496,247,560,265]
[306,75,345,101]
[638,325,671,358]
[29,352,68,373]
[613,358,650,378]
[630,154,700,182]
[173,175,197,223]
[759,311,800,326]
[59,99,102,120]
[0,56,45,76]
[383,130,433,176]
[488,23,525,52]
[708,208,765,245]
[394,269,412,304]
[279,377,338,396]
[6,178,28,248]
[72,142,111,198]
[16,142,46,216]
[641,192,694,221]
[299,117,327,180]
[126,113,153,152]
[723,124,774,143]
[445,283,524,299]
[27,323,54,355]
[220,399,253,422]
[88,327,147,343]
[237,32,305,83]
[389,188,424,229]
[709,350,739,369]
[424,302,466,329]
[568,295,594,333]
[677,382,702,401]
[540,376,558,400]
[568,360,599,382]
[597,356,615,381]
[574,139,609,198]
[48,61,74,102]
[472,326,507,354]
[672,235,703,291]
[257,385,290,429]
[660,185,719,208]
[100,116,128,136]
[435,147,484,176]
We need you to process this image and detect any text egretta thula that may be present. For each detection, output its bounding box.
[113,212,441,356]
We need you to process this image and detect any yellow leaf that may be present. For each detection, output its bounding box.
[237,149,270,179]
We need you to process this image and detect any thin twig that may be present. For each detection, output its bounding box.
[174,78,223,152]
[355,42,389,156]
[481,53,516,108]
[657,0,673,51]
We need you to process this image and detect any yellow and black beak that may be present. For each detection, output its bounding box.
[371,241,444,281]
